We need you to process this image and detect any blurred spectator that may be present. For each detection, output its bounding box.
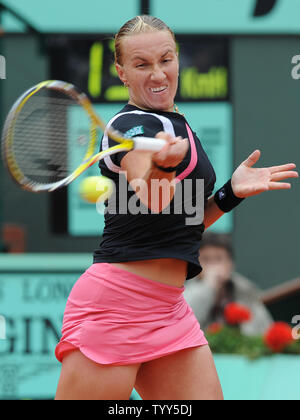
[184,233,273,336]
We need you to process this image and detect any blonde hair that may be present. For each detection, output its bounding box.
[115,15,176,65]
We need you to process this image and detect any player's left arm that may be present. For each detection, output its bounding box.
[204,150,298,230]
[203,198,224,229]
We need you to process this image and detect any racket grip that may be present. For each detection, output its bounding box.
[133,137,167,152]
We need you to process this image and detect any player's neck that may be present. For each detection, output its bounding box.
[128,99,174,113]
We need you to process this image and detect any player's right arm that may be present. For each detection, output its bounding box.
[121,132,189,213]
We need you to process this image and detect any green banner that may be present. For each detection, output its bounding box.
[0,272,76,399]
[178,103,233,233]
[1,0,139,33]
[1,255,299,400]
[4,0,300,34]
[68,104,122,236]
[153,0,300,34]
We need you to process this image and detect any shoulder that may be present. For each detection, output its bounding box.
[109,105,179,138]
[110,107,160,132]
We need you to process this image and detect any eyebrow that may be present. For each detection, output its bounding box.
[161,50,173,58]
[132,49,174,62]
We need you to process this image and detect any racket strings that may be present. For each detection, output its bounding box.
[11,90,92,185]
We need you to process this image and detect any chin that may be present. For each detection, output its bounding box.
[146,94,173,111]
[151,101,173,112]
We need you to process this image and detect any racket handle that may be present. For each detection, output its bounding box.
[133,137,167,152]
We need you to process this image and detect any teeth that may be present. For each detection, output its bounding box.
[151,86,167,93]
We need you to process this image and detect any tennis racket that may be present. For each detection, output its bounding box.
[1,80,166,192]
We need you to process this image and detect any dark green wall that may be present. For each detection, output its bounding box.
[232,37,300,289]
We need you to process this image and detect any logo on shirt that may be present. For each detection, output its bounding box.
[124,126,144,138]
[218,188,226,200]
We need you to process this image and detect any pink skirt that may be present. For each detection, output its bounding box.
[55,263,208,366]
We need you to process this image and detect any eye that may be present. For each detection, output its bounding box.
[136,63,147,68]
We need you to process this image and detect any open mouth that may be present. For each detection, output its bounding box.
[151,86,167,94]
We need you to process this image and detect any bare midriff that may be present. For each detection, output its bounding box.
[111,258,188,288]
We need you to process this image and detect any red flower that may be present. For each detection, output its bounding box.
[264,322,294,353]
[224,303,252,325]
[207,323,223,334]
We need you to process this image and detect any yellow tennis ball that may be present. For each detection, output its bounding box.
[79,176,115,204]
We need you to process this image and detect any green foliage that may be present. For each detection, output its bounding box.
[206,326,300,360]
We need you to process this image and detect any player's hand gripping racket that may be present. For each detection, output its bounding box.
[1,80,166,192]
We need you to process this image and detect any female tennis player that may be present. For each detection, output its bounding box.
[55,16,298,400]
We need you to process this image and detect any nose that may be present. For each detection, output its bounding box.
[150,64,165,82]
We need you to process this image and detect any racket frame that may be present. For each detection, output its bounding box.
[1,80,166,193]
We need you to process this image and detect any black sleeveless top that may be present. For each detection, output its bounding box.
[93,104,216,280]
